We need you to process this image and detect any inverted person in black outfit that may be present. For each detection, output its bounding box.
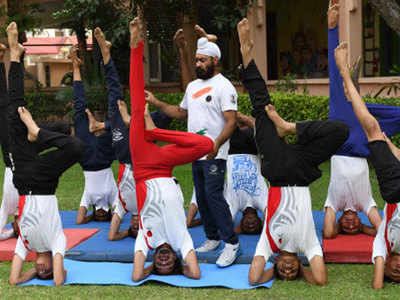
[236,19,349,286]
[6,22,84,286]
[0,43,19,241]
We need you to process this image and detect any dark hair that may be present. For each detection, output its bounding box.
[37,271,54,280]
[240,216,263,235]
[151,248,183,276]
[93,206,112,222]
[128,226,138,238]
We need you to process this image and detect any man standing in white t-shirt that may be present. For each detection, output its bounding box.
[146,37,239,267]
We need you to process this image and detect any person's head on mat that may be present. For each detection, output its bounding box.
[128,215,139,238]
[152,243,182,275]
[384,254,400,283]
[338,210,361,235]
[273,251,301,281]
[93,206,112,222]
[34,251,54,280]
[241,207,263,234]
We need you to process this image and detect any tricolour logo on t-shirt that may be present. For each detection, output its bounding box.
[192,86,213,99]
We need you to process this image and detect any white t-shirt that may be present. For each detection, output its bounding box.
[15,195,66,260]
[80,167,118,211]
[135,177,194,259]
[255,186,322,263]
[180,73,238,160]
[190,154,268,218]
[225,154,268,218]
[372,203,400,263]
[325,155,376,214]
[113,163,137,219]
[0,167,19,240]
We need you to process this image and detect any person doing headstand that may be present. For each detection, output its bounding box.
[128,18,213,281]
[6,22,84,286]
[334,39,400,290]
[324,0,400,239]
[0,43,19,241]
[70,46,118,225]
[237,18,349,286]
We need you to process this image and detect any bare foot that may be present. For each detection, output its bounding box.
[130,17,143,49]
[237,18,253,68]
[0,44,6,62]
[327,0,339,29]
[94,27,111,64]
[6,22,24,61]
[69,45,82,67]
[6,22,18,48]
[18,107,39,142]
[144,103,156,131]
[117,100,131,128]
[173,29,187,49]
[265,104,296,138]
[86,109,105,133]
[194,25,217,42]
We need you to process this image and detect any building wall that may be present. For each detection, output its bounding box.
[49,63,72,87]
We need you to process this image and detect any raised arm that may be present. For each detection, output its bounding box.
[174,28,193,91]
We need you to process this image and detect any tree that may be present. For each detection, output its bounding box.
[133,0,253,86]
[368,0,400,37]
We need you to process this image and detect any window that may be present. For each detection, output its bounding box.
[363,0,400,77]
[267,0,328,80]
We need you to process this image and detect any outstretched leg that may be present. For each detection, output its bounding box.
[336,42,400,204]
[335,43,382,142]
[237,18,291,182]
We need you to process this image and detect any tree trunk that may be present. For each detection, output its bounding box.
[368,0,400,37]
[182,12,198,86]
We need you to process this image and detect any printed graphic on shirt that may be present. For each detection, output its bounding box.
[232,154,260,197]
[112,128,124,143]
[196,129,208,136]
[192,87,213,99]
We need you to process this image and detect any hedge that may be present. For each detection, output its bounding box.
[24,91,400,145]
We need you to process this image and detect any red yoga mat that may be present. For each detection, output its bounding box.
[0,228,99,261]
[323,234,374,263]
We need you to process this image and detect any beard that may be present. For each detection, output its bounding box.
[196,62,215,80]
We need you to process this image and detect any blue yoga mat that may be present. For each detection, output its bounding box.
[20,259,274,289]
[18,210,380,264]
[59,210,324,263]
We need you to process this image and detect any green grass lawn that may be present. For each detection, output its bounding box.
[0,158,397,299]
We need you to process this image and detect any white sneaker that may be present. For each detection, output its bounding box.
[216,243,240,268]
[196,239,220,252]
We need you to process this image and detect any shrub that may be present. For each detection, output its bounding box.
[25,91,400,145]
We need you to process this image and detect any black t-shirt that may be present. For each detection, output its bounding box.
[228,127,258,155]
